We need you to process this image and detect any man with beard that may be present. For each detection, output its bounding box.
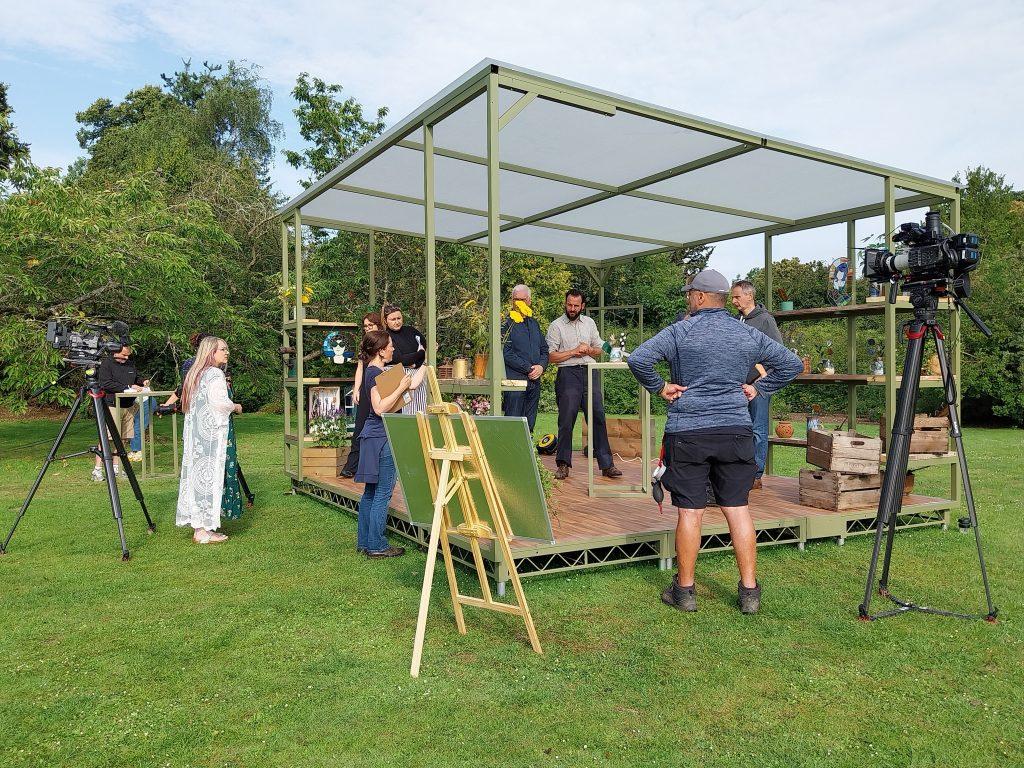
[545,289,621,481]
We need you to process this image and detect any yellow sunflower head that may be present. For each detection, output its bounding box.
[513,299,533,317]
[509,310,524,323]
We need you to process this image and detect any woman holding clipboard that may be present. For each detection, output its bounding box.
[354,330,427,558]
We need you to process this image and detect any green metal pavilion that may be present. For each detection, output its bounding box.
[277,59,964,502]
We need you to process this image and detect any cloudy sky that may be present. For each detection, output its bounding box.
[3,0,1021,276]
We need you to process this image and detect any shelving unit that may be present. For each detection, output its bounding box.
[764,196,963,516]
[278,221,361,481]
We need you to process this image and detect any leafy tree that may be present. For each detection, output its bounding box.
[0,82,30,187]
[283,73,388,186]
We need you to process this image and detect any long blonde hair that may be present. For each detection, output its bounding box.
[181,336,225,413]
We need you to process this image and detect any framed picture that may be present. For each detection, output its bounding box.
[308,386,342,422]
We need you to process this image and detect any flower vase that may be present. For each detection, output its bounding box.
[473,353,489,379]
[775,420,794,439]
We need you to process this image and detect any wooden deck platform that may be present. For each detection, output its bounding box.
[293,455,954,592]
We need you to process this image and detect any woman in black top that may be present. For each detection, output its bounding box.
[382,304,427,414]
[341,312,382,478]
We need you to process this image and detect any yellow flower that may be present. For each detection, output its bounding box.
[509,310,524,323]
[514,300,533,317]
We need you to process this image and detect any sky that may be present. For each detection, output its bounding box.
[2,0,1022,278]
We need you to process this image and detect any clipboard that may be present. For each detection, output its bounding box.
[375,365,412,412]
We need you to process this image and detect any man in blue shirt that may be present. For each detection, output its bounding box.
[501,284,548,434]
[628,269,802,614]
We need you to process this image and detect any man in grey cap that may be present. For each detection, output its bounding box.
[627,268,802,614]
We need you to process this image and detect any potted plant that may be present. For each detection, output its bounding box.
[773,398,794,439]
[776,287,795,311]
[306,406,349,478]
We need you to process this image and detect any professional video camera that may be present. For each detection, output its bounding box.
[862,211,980,295]
[47,319,131,366]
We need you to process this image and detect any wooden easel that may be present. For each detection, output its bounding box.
[409,367,542,677]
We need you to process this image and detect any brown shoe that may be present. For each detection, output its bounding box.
[602,465,622,478]
[554,463,570,480]
[751,478,763,490]
[366,545,406,559]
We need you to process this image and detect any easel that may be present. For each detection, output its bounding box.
[409,367,542,677]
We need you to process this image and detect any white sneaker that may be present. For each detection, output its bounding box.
[113,464,122,478]
[91,467,104,483]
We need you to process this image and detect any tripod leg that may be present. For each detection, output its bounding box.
[861,324,924,617]
[2,389,86,554]
[933,331,997,620]
[236,462,255,506]
[95,398,131,560]
[102,401,155,532]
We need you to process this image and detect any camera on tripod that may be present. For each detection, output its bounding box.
[862,211,981,294]
[47,319,131,366]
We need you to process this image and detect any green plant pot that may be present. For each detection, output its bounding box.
[778,300,795,311]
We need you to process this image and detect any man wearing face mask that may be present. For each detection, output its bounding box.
[627,269,802,615]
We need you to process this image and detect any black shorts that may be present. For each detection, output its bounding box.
[662,431,756,509]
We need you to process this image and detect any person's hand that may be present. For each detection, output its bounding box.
[660,383,687,402]
[528,364,543,380]
[741,384,758,402]
[400,374,412,391]
[234,403,243,414]
[353,389,360,405]
[142,379,151,387]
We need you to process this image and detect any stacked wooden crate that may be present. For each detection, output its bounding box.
[800,430,883,511]
[880,414,950,456]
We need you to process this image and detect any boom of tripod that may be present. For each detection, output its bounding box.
[1,371,156,561]
[859,280,997,622]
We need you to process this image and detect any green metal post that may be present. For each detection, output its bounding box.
[883,178,897,446]
[949,195,962,503]
[846,220,858,430]
[764,233,774,475]
[424,123,437,367]
[486,70,504,410]
[281,220,291,475]
[294,210,305,481]
[368,230,376,307]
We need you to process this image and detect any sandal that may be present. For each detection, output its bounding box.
[193,530,228,544]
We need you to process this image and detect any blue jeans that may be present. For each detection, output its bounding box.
[748,392,770,479]
[357,446,396,552]
[130,398,158,452]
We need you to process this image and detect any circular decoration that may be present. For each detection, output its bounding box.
[827,257,851,306]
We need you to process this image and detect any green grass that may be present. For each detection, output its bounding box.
[1,413,1022,767]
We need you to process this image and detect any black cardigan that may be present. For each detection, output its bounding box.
[389,325,426,368]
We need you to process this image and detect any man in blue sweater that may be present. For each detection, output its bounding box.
[628,269,802,614]
[501,284,548,434]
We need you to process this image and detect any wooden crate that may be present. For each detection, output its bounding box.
[799,468,882,511]
[582,417,656,460]
[880,415,949,455]
[806,430,881,474]
[304,446,345,478]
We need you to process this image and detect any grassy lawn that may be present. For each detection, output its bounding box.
[1,412,1022,767]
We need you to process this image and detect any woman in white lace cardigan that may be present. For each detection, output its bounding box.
[175,336,242,544]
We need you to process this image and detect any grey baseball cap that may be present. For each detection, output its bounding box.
[682,268,731,294]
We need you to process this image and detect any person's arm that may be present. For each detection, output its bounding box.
[97,359,121,394]
[546,323,576,365]
[763,314,784,345]
[587,321,605,358]
[371,377,410,415]
[503,322,532,376]
[752,335,803,397]
[207,370,239,417]
[353,359,364,404]
[626,326,679,396]
[538,322,549,369]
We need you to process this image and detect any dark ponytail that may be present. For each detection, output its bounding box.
[360,329,391,364]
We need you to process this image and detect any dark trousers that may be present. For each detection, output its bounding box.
[342,390,371,475]
[502,381,542,434]
[555,366,612,469]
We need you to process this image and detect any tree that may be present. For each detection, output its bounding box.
[0,83,30,189]
[283,73,388,186]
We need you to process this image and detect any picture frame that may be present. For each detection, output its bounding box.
[308,386,342,422]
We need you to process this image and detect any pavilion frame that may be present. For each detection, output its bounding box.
[278,61,962,502]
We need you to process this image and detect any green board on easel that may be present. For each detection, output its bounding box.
[382,414,553,543]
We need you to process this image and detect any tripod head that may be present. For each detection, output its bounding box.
[887,275,992,338]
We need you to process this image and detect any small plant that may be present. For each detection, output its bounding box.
[535,454,558,516]
[454,394,491,416]
[776,287,790,302]
[308,407,348,448]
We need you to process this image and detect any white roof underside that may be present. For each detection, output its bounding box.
[285,61,957,265]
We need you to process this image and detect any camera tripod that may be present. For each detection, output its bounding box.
[859,281,997,621]
[1,368,155,561]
